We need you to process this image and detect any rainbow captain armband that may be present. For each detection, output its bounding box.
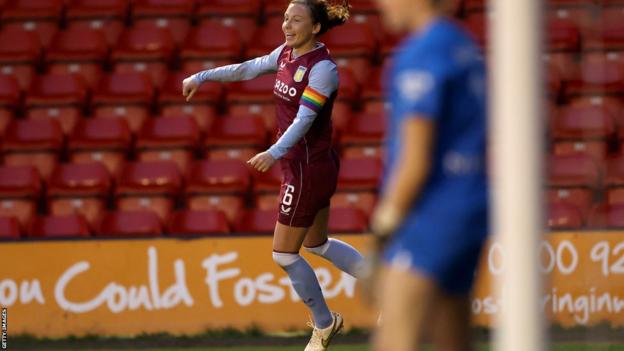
[299,86,328,113]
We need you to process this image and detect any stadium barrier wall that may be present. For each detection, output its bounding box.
[0,233,622,337]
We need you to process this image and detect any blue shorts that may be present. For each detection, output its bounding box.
[383,205,488,295]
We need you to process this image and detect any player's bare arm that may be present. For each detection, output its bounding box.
[371,116,434,239]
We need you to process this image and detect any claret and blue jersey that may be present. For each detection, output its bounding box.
[383,17,489,294]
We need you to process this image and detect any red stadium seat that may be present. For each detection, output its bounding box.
[198,17,258,47]
[379,31,406,58]
[26,108,82,136]
[132,0,194,16]
[0,165,41,228]
[254,192,279,210]
[547,187,593,217]
[245,17,284,58]
[263,0,287,18]
[548,201,584,230]
[331,101,354,139]
[45,25,108,88]
[68,117,131,176]
[233,208,277,234]
[336,67,360,104]
[2,0,64,21]
[606,187,624,205]
[136,116,201,172]
[205,114,268,149]
[1,0,63,48]
[463,0,486,12]
[167,210,230,236]
[25,73,88,109]
[588,203,624,229]
[226,104,277,132]
[341,112,386,146]
[551,101,616,141]
[552,141,608,162]
[548,0,594,7]
[28,214,91,239]
[337,158,383,191]
[206,147,261,163]
[547,17,580,52]
[65,18,124,48]
[603,154,624,187]
[328,207,369,233]
[0,75,21,112]
[251,162,283,194]
[186,159,252,195]
[2,119,64,179]
[0,27,41,90]
[111,23,175,88]
[115,161,182,221]
[0,217,21,240]
[361,65,386,101]
[132,0,194,44]
[543,53,580,92]
[566,53,624,97]
[226,74,276,105]
[331,191,377,215]
[95,210,163,237]
[181,22,243,63]
[583,8,624,51]
[158,71,222,132]
[348,0,379,14]
[547,154,601,189]
[322,22,377,59]
[0,110,13,138]
[1,23,57,53]
[186,194,244,225]
[334,57,372,89]
[65,0,129,20]
[197,0,261,18]
[341,145,385,160]
[92,72,155,132]
[47,162,111,226]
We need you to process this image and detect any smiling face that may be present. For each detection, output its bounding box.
[282,2,321,51]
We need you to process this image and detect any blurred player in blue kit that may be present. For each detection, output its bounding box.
[369,0,489,350]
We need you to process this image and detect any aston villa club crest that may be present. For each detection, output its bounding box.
[293,65,307,82]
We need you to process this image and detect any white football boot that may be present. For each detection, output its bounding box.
[304,311,344,351]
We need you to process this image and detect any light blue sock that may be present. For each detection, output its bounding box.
[305,238,364,278]
[273,252,333,329]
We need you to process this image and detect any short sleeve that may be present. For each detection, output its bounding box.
[393,59,447,121]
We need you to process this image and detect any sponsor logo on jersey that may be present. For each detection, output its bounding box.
[274,79,298,98]
[293,65,307,82]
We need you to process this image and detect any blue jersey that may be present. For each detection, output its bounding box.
[383,18,488,294]
[385,17,488,225]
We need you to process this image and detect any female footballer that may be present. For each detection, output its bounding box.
[370,0,489,350]
[182,1,364,350]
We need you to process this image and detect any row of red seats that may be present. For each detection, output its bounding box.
[0,113,385,177]
[548,201,624,229]
[0,158,381,225]
[0,206,371,240]
[464,0,624,12]
[0,19,383,89]
[464,7,624,52]
[0,0,383,24]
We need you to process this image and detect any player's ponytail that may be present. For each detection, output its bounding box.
[290,0,350,36]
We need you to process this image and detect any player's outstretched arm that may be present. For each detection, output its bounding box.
[182,44,285,102]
